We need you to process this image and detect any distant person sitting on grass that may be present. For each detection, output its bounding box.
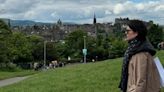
[160,41,164,50]
[55,62,58,68]
[95,56,98,61]
[157,41,164,50]
[49,63,52,69]
[34,62,38,71]
[157,43,162,50]
[59,61,62,67]
[64,62,66,66]
[68,56,71,64]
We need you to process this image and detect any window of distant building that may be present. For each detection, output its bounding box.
[88,32,91,35]
[65,31,67,33]
[31,31,34,34]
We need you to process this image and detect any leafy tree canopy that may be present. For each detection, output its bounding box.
[147,24,164,48]
[8,32,33,63]
[0,19,12,63]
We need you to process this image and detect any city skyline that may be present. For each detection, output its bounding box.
[0,0,164,25]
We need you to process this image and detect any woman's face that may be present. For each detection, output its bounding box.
[125,26,138,40]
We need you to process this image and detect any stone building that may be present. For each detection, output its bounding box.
[115,17,153,32]
[10,15,153,43]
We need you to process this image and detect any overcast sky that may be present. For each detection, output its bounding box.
[0,0,164,25]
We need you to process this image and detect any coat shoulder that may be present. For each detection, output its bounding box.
[131,52,150,60]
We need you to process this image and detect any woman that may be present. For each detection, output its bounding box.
[161,41,164,50]
[118,20,162,92]
[157,43,162,50]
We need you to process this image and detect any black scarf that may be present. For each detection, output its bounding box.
[118,37,138,92]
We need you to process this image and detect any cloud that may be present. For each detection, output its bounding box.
[105,10,112,15]
[136,3,145,10]
[24,11,38,19]
[113,4,124,14]
[0,0,7,4]
[111,1,164,24]
[51,12,58,17]
[0,0,164,25]
[154,5,164,11]
[1,0,39,14]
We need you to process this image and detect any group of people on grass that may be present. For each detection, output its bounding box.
[34,61,67,70]
[48,61,66,69]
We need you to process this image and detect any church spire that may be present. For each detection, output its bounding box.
[8,19,11,28]
[57,18,62,26]
[93,12,96,24]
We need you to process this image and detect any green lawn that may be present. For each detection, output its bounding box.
[0,70,40,80]
[154,50,164,65]
[0,50,164,92]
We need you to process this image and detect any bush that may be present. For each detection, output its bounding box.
[57,58,68,62]
[57,57,82,63]
[0,62,22,72]
[71,58,82,63]
[108,54,115,59]
[16,62,35,70]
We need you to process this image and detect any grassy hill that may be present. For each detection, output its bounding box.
[0,50,164,92]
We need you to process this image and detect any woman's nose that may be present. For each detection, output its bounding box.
[125,31,127,34]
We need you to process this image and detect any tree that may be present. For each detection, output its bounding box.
[147,24,164,48]
[109,37,128,57]
[96,34,104,46]
[85,37,97,60]
[26,35,43,44]
[26,35,44,61]
[64,29,87,58]
[86,36,106,60]
[8,32,33,63]
[0,19,12,63]
[114,29,126,39]
[101,35,114,59]
[98,29,105,33]
[46,42,58,62]
[56,42,71,58]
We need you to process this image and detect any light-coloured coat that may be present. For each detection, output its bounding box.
[127,52,162,92]
[161,41,164,49]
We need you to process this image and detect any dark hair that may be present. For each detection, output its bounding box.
[128,20,147,40]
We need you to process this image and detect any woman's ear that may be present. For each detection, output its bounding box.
[135,32,138,37]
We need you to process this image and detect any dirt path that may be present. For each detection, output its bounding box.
[0,75,33,88]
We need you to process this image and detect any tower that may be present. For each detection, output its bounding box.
[93,13,97,38]
[93,13,96,24]
[8,19,11,28]
[57,18,62,26]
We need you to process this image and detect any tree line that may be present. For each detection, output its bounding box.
[0,19,163,65]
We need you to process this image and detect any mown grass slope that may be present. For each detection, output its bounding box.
[0,50,163,92]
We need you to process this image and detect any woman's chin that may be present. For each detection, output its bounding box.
[126,38,129,40]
